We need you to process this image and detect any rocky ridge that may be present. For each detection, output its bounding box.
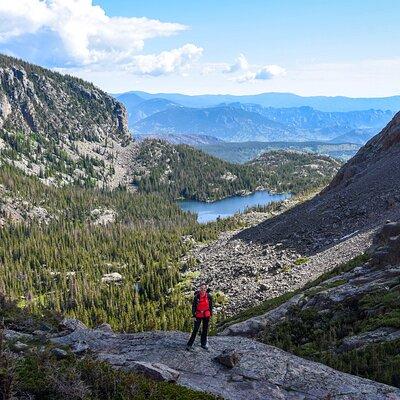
[0,183,52,226]
[0,54,138,188]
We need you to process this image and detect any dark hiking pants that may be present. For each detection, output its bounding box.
[187,317,210,347]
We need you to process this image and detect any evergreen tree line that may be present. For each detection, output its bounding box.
[0,164,240,332]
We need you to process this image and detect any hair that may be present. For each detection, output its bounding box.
[200,282,207,287]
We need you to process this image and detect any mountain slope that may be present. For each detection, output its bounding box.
[197,141,360,163]
[0,54,135,188]
[329,128,378,144]
[324,111,400,194]
[113,91,145,110]
[232,104,393,129]
[126,97,182,125]
[248,150,341,194]
[136,132,224,145]
[222,223,400,388]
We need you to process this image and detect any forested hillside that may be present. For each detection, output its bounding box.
[133,140,341,201]
[0,163,239,332]
[248,150,342,195]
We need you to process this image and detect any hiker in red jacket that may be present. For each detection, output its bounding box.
[186,282,213,351]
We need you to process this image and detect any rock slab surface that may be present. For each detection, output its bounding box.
[52,329,400,400]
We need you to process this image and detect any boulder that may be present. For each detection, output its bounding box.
[370,221,400,265]
[96,323,113,333]
[91,208,116,226]
[59,318,87,331]
[71,342,90,355]
[215,349,240,368]
[4,329,33,341]
[258,283,268,292]
[12,341,29,353]
[33,330,49,340]
[337,328,400,353]
[101,272,123,283]
[129,361,180,382]
[51,347,69,359]
[221,294,304,336]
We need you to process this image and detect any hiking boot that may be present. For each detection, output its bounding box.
[201,344,209,350]
[186,345,193,352]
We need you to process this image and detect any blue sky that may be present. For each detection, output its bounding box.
[1,0,399,96]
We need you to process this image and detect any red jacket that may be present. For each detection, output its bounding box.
[194,291,212,318]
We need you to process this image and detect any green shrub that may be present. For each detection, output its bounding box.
[294,257,309,266]
[13,352,219,400]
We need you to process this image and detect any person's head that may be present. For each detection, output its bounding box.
[199,282,207,294]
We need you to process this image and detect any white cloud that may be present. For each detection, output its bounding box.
[236,64,286,83]
[0,0,187,66]
[224,53,249,73]
[127,44,203,76]
[0,0,51,41]
[235,72,257,83]
[210,54,285,83]
[255,65,286,80]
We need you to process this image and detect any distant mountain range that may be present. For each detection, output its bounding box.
[196,141,360,163]
[116,91,394,144]
[135,133,223,145]
[118,90,400,112]
[132,105,295,142]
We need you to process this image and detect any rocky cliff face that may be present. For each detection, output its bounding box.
[0,54,136,188]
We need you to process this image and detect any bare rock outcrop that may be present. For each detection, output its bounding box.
[52,328,400,400]
[0,54,138,189]
[370,221,400,265]
[129,361,180,382]
[337,328,400,353]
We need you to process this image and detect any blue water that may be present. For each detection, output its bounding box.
[178,191,290,223]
